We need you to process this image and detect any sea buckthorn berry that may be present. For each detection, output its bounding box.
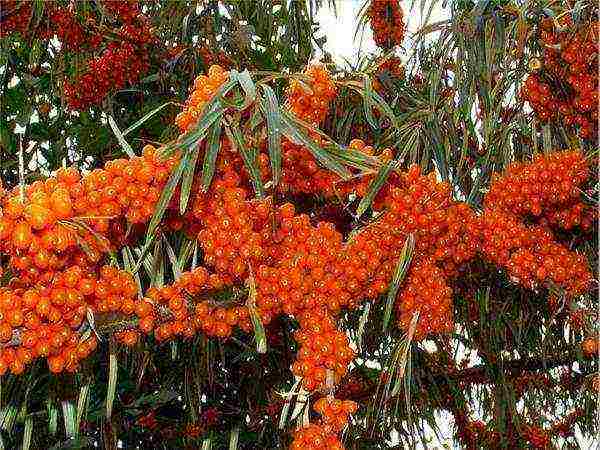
[368,0,405,49]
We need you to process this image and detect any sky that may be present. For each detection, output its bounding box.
[316,0,447,64]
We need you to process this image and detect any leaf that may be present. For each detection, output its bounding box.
[260,85,282,186]
[362,74,378,128]
[130,234,157,275]
[123,102,175,136]
[108,115,135,158]
[146,155,187,238]
[105,346,118,419]
[229,427,240,450]
[225,124,265,197]
[179,143,202,215]
[356,302,371,352]
[245,271,267,353]
[47,400,58,436]
[21,415,32,450]
[278,378,301,429]
[355,159,396,219]
[232,69,257,110]
[75,382,90,437]
[383,234,415,331]
[178,107,224,150]
[201,121,223,191]
[280,111,351,179]
[0,405,17,433]
[61,401,76,438]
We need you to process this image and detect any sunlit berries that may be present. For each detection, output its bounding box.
[176,65,229,132]
[286,64,336,125]
[521,20,598,139]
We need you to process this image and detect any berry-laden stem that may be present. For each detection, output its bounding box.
[0,63,595,450]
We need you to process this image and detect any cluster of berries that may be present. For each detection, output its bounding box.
[484,151,590,221]
[521,19,598,139]
[198,45,233,71]
[291,310,355,391]
[290,398,357,450]
[521,425,550,449]
[63,2,154,109]
[456,419,499,450]
[367,0,405,49]
[175,65,229,132]
[373,56,405,93]
[0,1,33,38]
[0,264,139,374]
[286,64,337,125]
[0,147,178,285]
[481,151,592,297]
[582,336,598,356]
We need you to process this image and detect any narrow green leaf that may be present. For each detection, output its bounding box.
[123,102,174,136]
[0,405,17,433]
[47,400,58,436]
[130,234,156,275]
[201,121,223,191]
[108,115,135,158]
[75,382,90,437]
[21,415,32,450]
[356,302,371,352]
[225,124,265,197]
[202,438,212,450]
[278,378,301,429]
[383,234,416,331]
[355,160,396,219]
[233,69,256,110]
[280,111,351,179]
[146,155,187,238]
[260,85,282,186]
[61,401,75,438]
[246,272,267,353]
[229,426,240,450]
[178,107,223,149]
[105,346,118,419]
[163,236,181,280]
[362,74,377,128]
[179,143,202,215]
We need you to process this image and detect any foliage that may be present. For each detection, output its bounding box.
[0,1,598,450]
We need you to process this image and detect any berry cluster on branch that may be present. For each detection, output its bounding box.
[0,62,595,448]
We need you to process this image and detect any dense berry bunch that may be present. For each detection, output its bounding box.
[49,6,87,50]
[582,336,598,357]
[289,423,345,450]
[480,209,590,295]
[481,151,593,296]
[0,146,178,285]
[291,309,355,391]
[289,397,356,450]
[0,264,140,374]
[373,56,405,93]
[313,397,358,432]
[176,65,229,132]
[0,1,32,38]
[278,135,341,196]
[64,41,150,110]
[367,0,405,49]
[62,3,154,110]
[521,425,550,449]
[286,64,336,125]
[484,150,589,218]
[521,19,598,139]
